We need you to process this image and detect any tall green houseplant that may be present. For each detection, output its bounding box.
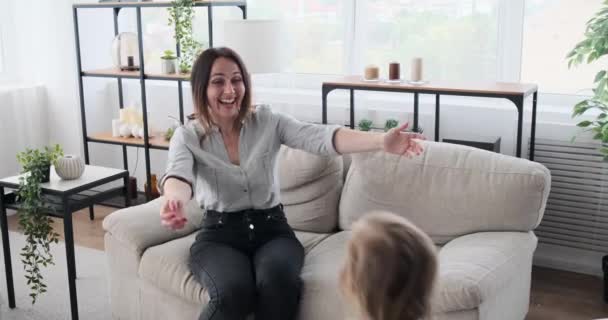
[168,0,204,73]
[567,0,608,158]
[16,144,63,304]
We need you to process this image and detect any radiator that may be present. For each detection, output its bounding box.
[533,138,608,253]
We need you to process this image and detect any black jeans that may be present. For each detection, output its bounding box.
[188,204,304,320]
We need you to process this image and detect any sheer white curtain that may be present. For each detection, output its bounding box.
[0,85,49,177]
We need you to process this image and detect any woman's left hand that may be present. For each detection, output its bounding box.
[383,122,426,158]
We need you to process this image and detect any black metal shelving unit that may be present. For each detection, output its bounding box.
[72,1,247,205]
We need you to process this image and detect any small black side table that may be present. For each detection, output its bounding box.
[0,165,129,320]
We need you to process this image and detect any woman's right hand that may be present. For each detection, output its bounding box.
[159,177,192,230]
[160,197,188,230]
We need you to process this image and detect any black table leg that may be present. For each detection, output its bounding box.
[414,93,419,132]
[530,91,538,161]
[322,85,328,124]
[63,197,79,320]
[0,187,15,308]
[207,6,213,48]
[349,89,355,129]
[515,97,524,158]
[435,94,440,142]
[88,206,94,221]
[124,175,131,207]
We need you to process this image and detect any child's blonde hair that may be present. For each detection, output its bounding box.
[340,211,438,320]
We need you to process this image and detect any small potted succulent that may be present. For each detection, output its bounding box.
[384,119,399,132]
[161,50,177,74]
[358,119,373,131]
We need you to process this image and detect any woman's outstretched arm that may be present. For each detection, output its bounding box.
[333,123,425,157]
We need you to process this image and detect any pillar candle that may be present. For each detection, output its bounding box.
[364,65,379,80]
[388,62,400,81]
[119,109,129,123]
[112,119,122,137]
[411,58,423,82]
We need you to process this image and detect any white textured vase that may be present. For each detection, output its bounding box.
[55,155,85,180]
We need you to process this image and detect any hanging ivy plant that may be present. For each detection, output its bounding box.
[168,0,204,74]
[15,144,63,304]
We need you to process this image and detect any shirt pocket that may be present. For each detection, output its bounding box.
[258,152,274,185]
[249,152,273,200]
[195,164,218,203]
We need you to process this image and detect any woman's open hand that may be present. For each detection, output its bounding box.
[160,197,188,230]
[383,122,425,158]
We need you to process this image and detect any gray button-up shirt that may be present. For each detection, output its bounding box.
[160,105,341,212]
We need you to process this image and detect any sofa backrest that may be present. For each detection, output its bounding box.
[278,146,343,233]
[338,141,551,245]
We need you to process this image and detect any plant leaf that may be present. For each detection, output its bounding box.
[577,120,593,127]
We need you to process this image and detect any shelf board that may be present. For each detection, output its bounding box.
[98,191,149,208]
[75,0,246,9]
[82,68,191,81]
[82,68,140,79]
[146,72,191,81]
[88,132,169,150]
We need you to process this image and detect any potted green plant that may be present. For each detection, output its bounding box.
[15,144,63,304]
[384,119,399,132]
[358,119,373,131]
[161,50,177,74]
[567,1,608,157]
[168,0,204,74]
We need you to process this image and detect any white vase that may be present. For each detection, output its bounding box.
[161,58,176,74]
[55,155,85,180]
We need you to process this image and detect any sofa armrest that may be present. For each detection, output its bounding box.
[434,231,537,313]
[102,197,203,255]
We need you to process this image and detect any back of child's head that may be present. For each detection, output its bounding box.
[340,211,438,320]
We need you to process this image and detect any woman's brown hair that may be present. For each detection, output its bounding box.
[340,211,438,320]
[190,47,253,134]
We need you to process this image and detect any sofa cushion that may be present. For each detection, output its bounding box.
[278,146,343,233]
[102,197,203,255]
[139,232,207,304]
[434,231,537,313]
[295,230,536,317]
[339,142,551,244]
[138,230,332,304]
[298,231,352,320]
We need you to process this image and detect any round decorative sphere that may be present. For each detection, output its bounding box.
[119,123,132,137]
[55,155,85,180]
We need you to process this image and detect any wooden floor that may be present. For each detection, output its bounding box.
[5,206,608,319]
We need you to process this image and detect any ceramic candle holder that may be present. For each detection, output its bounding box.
[364,65,380,80]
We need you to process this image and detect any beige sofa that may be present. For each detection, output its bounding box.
[103,141,551,320]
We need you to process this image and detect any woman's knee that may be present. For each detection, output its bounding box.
[256,262,302,294]
[211,279,256,310]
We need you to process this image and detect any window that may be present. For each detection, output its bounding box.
[246,0,348,74]
[144,0,600,102]
[357,0,500,82]
[244,0,501,81]
[521,0,605,95]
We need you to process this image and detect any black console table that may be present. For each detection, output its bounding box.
[321,76,538,160]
